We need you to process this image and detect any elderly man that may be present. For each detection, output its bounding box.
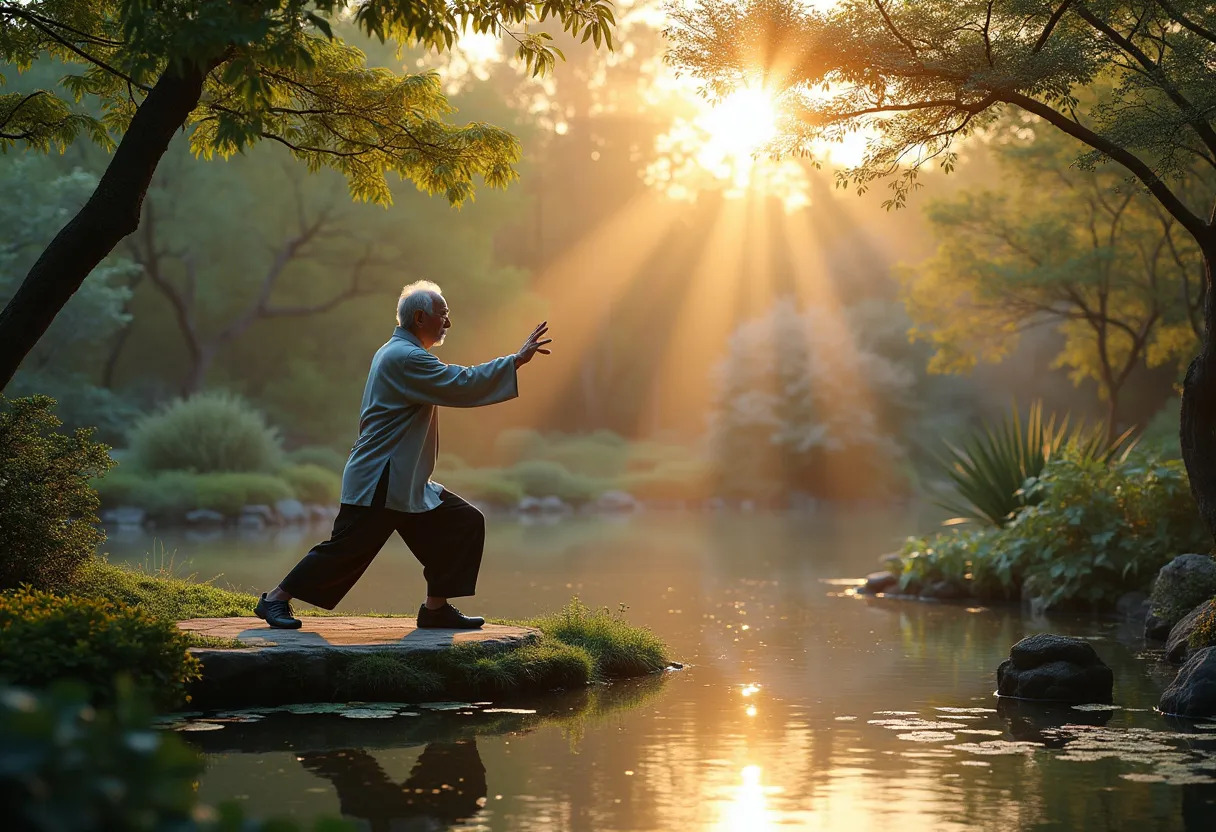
[255,281,551,630]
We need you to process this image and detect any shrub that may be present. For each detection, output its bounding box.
[123,471,200,521]
[194,473,294,516]
[128,391,283,473]
[932,400,1137,527]
[620,459,714,502]
[91,469,143,507]
[493,427,546,464]
[505,459,602,502]
[281,463,342,504]
[897,451,1211,610]
[94,471,296,519]
[0,587,200,709]
[438,467,525,506]
[286,444,349,473]
[0,681,351,831]
[541,431,629,478]
[0,395,113,592]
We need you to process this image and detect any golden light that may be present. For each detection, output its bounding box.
[696,86,779,168]
[741,684,761,697]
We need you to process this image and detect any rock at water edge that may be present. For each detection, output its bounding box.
[1145,554,1216,641]
[1159,646,1216,718]
[997,633,1113,704]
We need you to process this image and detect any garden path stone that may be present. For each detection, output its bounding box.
[178,617,540,709]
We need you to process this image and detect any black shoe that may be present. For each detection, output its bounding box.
[417,603,484,629]
[255,593,302,629]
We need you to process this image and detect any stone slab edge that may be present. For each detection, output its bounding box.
[179,618,541,710]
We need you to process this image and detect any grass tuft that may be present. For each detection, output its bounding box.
[523,598,669,679]
[70,557,258,620]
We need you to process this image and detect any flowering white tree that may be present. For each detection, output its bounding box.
[710,299,916,500]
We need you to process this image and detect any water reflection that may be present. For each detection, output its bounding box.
[299,741,486,832]
[124,512,1216,830]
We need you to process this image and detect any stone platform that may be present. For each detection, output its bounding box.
[178,617,540,709]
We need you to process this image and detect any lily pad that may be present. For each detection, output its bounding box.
[418,702,473,711]
[897,731,958,743]
[339,709,398,719]
[945,740,1044,756]
[482,708,537,714]
[175,722,226,732]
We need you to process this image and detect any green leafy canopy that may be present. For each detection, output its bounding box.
[0,0,617,204]
[665,0,1216,231]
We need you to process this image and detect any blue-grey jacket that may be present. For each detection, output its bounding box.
[339,327,518,512]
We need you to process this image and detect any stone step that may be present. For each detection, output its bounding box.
[177,617,541,709]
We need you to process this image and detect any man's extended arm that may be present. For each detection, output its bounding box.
[399,351,518,408]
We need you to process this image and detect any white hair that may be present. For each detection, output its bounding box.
[397,280,444,328]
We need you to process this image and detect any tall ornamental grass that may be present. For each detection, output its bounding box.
[933,400,1136,527]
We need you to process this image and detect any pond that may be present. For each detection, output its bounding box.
[105,509,1216,831]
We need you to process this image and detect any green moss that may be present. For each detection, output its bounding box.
[1188,599,1216,650]
[182,632,247,649]
[336,637,594,700]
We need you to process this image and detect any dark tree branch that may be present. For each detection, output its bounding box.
[1074,5,1216,159]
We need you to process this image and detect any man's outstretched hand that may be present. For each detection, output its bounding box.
[514,322,552,368]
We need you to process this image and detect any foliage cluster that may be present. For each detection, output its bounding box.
[436,430,711,505]
[934,401,1136,527]
[0,587,199,709]
[709,299,918,500]
[96,394,342,517]
[280,463,342,504]
[0,395,113,593]
[0,158,141,445]
[898,452,1211,610]
[128,392,283,474]
[0,681,350,832]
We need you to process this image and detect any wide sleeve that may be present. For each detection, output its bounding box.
[396,350,519,408]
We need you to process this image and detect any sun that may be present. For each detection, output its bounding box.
[696,86,780,162]
[645,82,811,210]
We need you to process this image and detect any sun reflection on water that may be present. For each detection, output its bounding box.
[716,764,780,831]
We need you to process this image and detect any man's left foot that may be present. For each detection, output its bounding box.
[417,603,485,629]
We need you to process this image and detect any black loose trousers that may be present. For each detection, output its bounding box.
[279,467,485,610]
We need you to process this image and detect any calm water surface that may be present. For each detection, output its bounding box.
[106,509,1216,831]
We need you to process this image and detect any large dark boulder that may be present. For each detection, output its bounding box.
[1145,554,1216,641]
[1159,646,1216,718]
[1166,600,1216,664]
[996,634,1114,704]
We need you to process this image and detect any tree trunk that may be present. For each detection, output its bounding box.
[0,65,206,391]
[1180,247,1216,543]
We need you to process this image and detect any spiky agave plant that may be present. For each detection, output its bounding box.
[933,401,1136,527]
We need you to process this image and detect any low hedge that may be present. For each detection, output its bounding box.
[94,469,326,519]
[280,463,341,504]
[0,587,200,709]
